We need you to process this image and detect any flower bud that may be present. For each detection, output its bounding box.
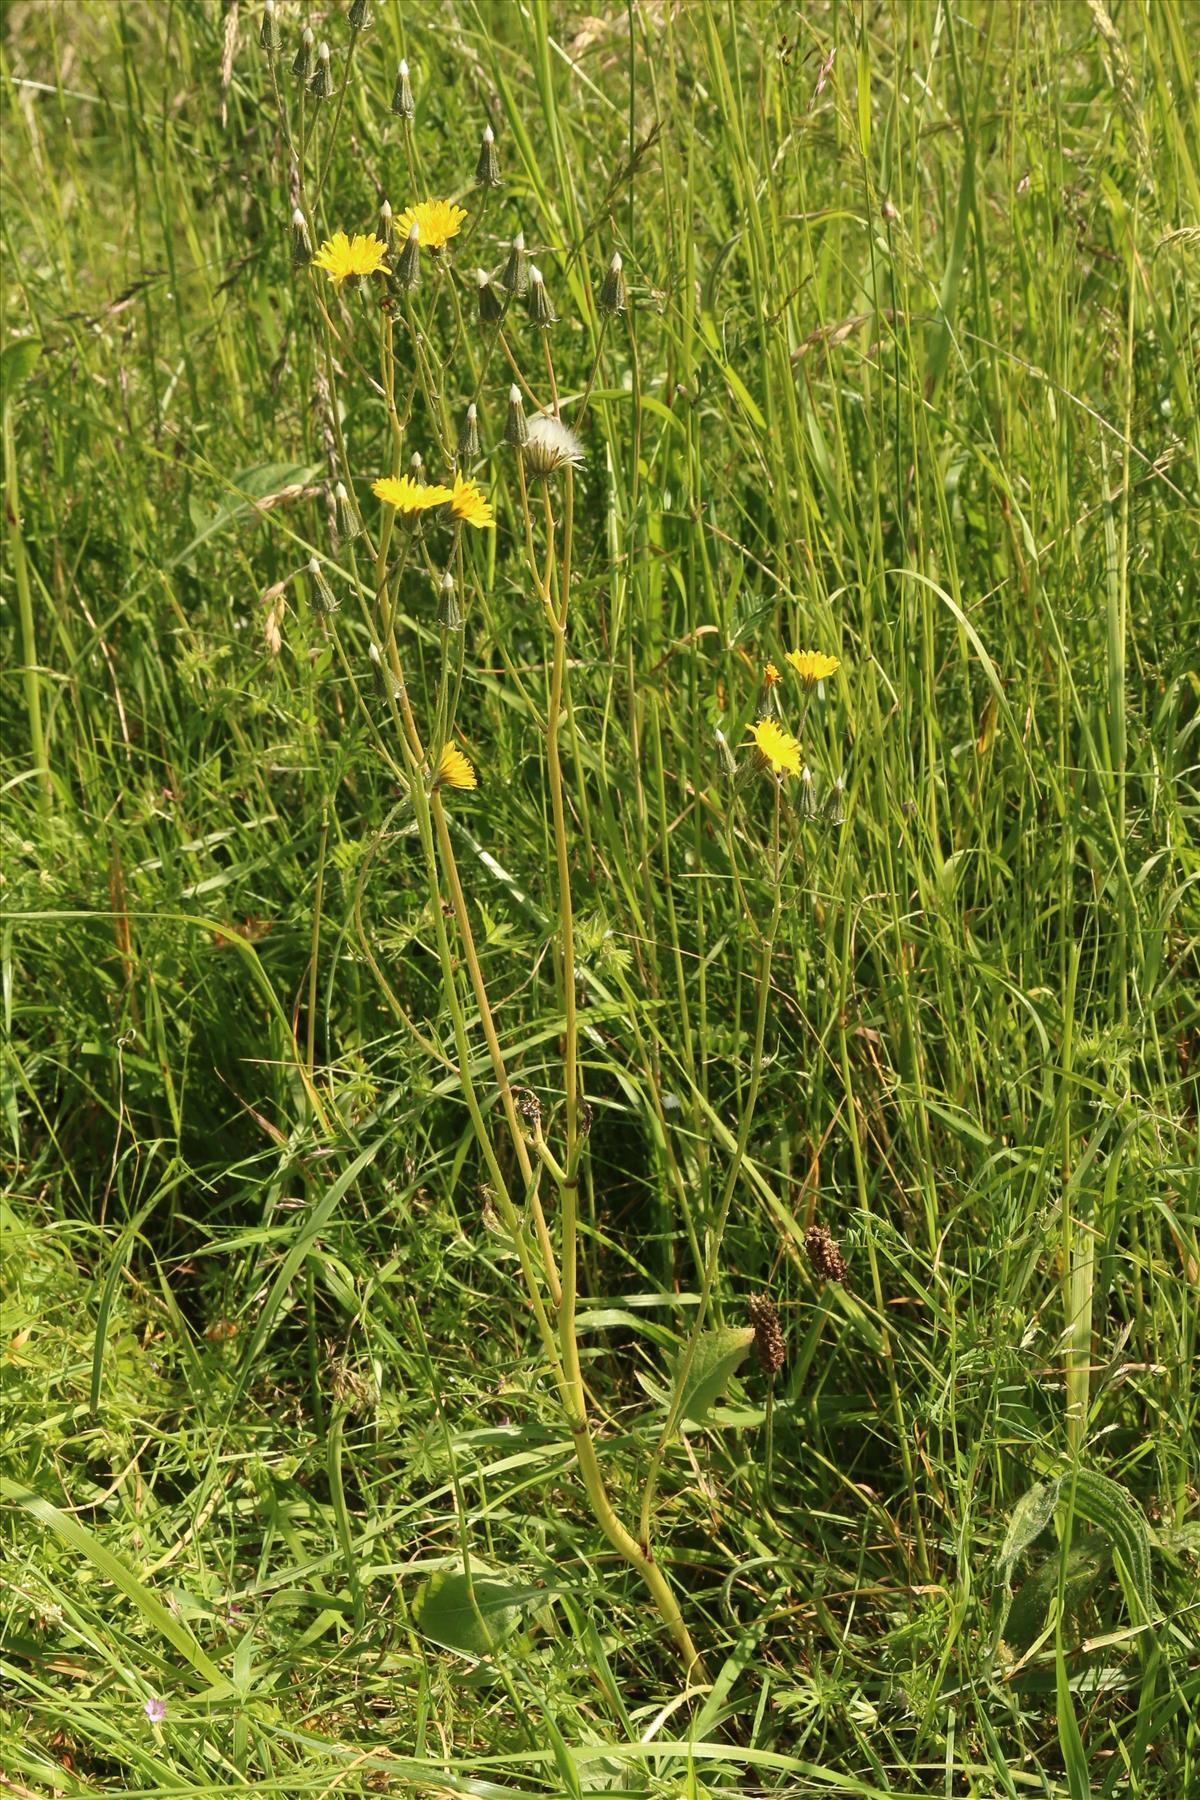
[292,25,314,81]
[291,206,312,267]
[823,776,846,826]
[525,264,555,328]
[334,480,363,541]
[457,402,480,461]
[437,570,462,631]
[409,451,425,483]
[474,124,500,188]
[348,0,371,29]
[504,383,528,449]
[309,41,333,101]
[499,230,528,297]
[797,764,817,818]
[391,57,414,118]
[393,222,420,292]
[598,249,627,317]
[307,557,339,614]
[714,727,738,782]
[475,268,503,325]
[379,198,395,253]
[368,640,400,701]
[259,0,280,54]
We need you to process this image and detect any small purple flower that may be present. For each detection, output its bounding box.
[144,1696,167,1724]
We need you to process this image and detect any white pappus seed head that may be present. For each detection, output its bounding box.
[399,57,408,76]
[408,221,420,241]
[483,125,494,143]
[441,571,456,591]
[509,383,521,403]
[514,230,525,250]
[522,413,585,480]
[610,250,622,271]
[467,402,477,419]
[318,41,330,60]
[292,207,306,226]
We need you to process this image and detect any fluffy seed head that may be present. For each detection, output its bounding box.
[522,413,585,480]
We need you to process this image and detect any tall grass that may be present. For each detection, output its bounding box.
[2,1,1198,1794]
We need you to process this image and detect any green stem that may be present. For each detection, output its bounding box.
[4,404,50,817]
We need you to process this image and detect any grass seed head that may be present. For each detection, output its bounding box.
[748,1295,785,1375]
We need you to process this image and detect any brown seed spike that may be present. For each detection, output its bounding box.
[748,1294,785,1375]
[804,1223,849,1287]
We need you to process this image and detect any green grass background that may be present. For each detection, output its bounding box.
[2,0,1198,1793]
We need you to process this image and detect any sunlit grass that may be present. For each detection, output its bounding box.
[2,1,1198,1794]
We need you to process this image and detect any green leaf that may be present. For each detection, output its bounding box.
[0,336,41,401]
[1071,1470,1154,1623]
[672,1326,755,1426]
[413,1563,538,1658]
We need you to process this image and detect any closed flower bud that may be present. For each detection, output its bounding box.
[526,264,555,328]
[291,206,312,267]
[292,25,314,81]
[307,557,339,614]
[598,249,627,316]
[714,727,738,782]
[457,402,480,461]
[798,764,817,818]
[409,451,425,483]
[504,383,528,449]
[334,480,363,541]
[309,41,333,100]
[499,230,528,297]
[348,0,371,29]
[259,0,280,53]
[368,640,400,701]
[379,198,394,252]
[391,57,415,118]
[823,775,846,826]
[476,267,503,325]
[437,570,462,631]
[474,124,500,188]
[393,221,420,291]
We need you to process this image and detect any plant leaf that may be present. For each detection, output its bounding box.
[672,1326,755,1426]
[413,1563,538,1658]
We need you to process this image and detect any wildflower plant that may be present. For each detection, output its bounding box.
[253,27,847,1685]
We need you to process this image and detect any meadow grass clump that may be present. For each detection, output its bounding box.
[2,2,1198,1795]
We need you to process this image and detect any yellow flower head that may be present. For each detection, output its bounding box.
[313,231,389,286]
[394,200,467,251]
[372,474,454,517]
[763,661,781,686]
[449,471,494,529]
[785,649,840,689]
[436,741,477,790]
[748,717,802,776]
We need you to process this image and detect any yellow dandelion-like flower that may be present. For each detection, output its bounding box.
[748,717,802,776]
[785,649,840,689]
[449,470,494,529]
[312,230,389,286]
[372,474,454,516]
[436,741,477,790]
[394,200,467,251]
[763,661,781,686]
